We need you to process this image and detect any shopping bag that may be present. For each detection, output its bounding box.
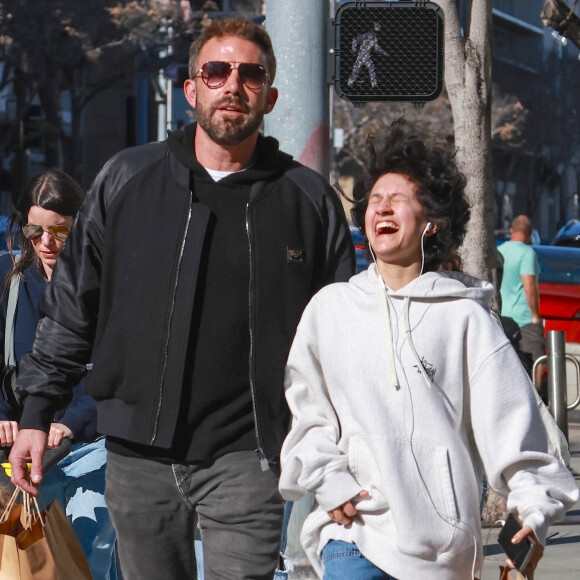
[0,499,27,578]
[0,490,49,579]
[0,488,93,579]
[499,564,534,580]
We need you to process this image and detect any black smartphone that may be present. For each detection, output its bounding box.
[497,513,536,571]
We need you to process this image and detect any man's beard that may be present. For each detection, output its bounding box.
[196,97,264,146]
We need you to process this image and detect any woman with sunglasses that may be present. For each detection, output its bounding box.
[0,169,119,579]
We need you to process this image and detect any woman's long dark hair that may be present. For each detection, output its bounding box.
[3,169,84,290]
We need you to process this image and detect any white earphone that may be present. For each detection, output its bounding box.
[423,222,433,235]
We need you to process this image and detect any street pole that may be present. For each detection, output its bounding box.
[166,77,173,135]
[264,0,331,177]
[535,330,570,440]
[157,67,168,142]
[157,18,173,141]
[264,0,331,567]
[547,331,569,439]
[166,21,174,135]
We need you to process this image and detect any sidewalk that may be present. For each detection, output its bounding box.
[287,417,580,579]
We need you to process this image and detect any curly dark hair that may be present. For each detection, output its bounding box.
[351,119,470,273]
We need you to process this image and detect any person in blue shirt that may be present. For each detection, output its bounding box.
[0,169,118,579]
[498,215,546,387]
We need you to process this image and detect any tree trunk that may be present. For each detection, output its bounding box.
[68,101,83,182]
[36,77,62,168]
[439,2,507,520]
[10,70,29,203]
[437,0,499,304]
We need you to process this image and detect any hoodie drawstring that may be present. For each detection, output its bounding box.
[379,279,400,390]
[403,296,432,389]
[378,269,432,390]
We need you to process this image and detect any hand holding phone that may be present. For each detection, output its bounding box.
[497,513,536,572]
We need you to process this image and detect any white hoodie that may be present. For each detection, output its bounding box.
[279,265,579,580]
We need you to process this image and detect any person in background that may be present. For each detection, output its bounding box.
[278,122,578,580]
[498,215,546,388]
[0,169,118,579]
[8,18,354,580]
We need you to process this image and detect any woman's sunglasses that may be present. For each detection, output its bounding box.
[196,61,270,90]
[22,224,71,242]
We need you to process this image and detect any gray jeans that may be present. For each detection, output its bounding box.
[105,450,284,580]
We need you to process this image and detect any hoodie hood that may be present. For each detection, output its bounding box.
[350,264,495,390]
[167,123,295,185]
[351,263,494,308]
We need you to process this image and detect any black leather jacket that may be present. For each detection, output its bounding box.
[17,127,354,462]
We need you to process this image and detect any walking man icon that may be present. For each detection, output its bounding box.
[348,22,388,88]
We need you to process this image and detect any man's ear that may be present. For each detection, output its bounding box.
[184,79,197,109]
[264,87,278,115]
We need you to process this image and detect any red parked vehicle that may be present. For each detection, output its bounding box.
[534,245,580,344]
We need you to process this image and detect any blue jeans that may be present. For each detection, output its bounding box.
[40,437,118,580]
[321,541,397,580]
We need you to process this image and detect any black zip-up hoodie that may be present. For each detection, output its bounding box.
[17,124,354,462]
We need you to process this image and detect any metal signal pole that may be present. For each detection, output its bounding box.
[264,0,331,178]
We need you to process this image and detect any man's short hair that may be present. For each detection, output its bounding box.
[511,215,532,236]
[189,18,276,83]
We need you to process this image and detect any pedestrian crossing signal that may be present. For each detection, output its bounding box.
[331,1,445,104]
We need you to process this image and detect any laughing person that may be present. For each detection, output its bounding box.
[278,121,578,580]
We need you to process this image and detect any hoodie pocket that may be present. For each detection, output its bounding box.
[349,434,459,558]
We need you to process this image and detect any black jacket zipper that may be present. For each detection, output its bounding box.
[246,202,269,470]
[150,195,193,444]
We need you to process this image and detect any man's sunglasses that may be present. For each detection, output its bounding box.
[22,224,70,242]
[196,61,270,90]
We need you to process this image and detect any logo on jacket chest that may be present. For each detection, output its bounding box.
[287,247,306,264]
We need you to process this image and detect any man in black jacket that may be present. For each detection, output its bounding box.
[10,17,354,580]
